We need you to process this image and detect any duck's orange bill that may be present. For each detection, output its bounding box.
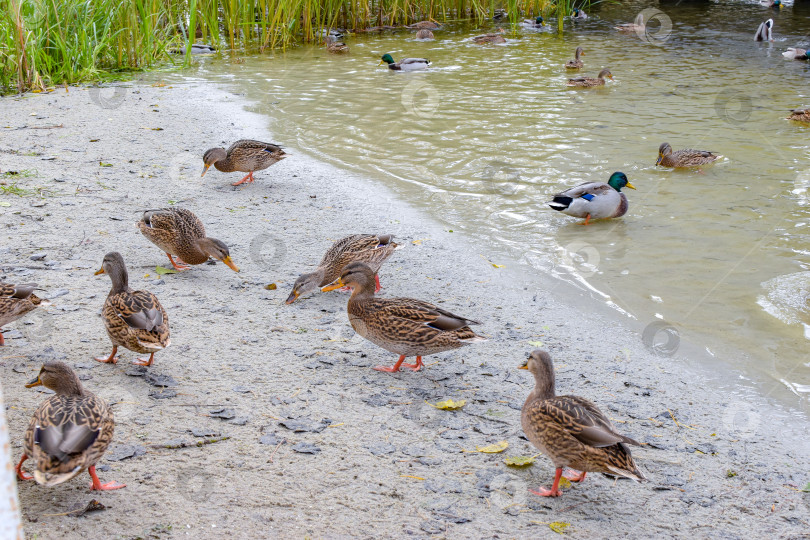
[25,376,42,388]
[321,278,345,292]
[222,256,239,273]
[94,268,105,275]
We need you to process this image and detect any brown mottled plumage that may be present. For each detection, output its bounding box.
[415,29,435,40]
[567,68,612,87]
[286,234,399,304]
[407,21,441,30]
[326,35,349,53]
[321,262,486,372]
[787,109,810,122]
[137,207,239,272]
[472,29,506,44]
[520,350,646,497]
[0,282,43,346]
[656,142,721,168]
[16,362,125,491]
[615,13,644,33]
[94,252,170,367]
[202,139,287,186]
[565,47,585,69]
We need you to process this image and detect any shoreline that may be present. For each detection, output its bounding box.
[0,82,808,537]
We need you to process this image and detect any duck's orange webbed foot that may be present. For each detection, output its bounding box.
[530,467,564,497]
[132,353,155,367]
[563,470,587,482]
[94,346,119,364]
[374,274,381,293]
[232,172,255,186]
[374,355,408,373]
[167,254,191,271]
[400,356,424,371]
[15,454,33,481]
[88,466,126,491]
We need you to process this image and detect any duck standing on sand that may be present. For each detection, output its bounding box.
[0,282,44,345]
[567,68,612,87]
[379,53,430,71]
[202,140,287,186]
[322,262,486,372]
[520,350,646,497]
[548,172,635,225]
[754,19,774,42]
[656,142,721,168]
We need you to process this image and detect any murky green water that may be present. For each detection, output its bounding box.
[186,0,810,410]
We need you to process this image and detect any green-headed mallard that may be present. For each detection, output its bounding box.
[287,234,399,304]
[202,140,287,186]
[321,262,486,372]
[615,13,644,33]
[407,21,441,30]
[326,35,349,53]
[549,172,635,225]
[787,109,810,122]
[656,142,721,168]
[0,282,44,346]
[755,19,774,42]
[522,16,544,29]
[94,252,170,367]
[137,208,239,272]
[567,68,612,87]
[415,29,435,40]
[783,47,809,60]
[565,47,585,69]
[16,361,125,491]
[472,29,506,44]
[572,8,588,20]
[379,54,430,71]
[520,350,646,497]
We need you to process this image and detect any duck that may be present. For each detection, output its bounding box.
[493,9,507,21]
[407,21,441,30]
[754,19,774,42]
[615,13,644,33]
[415,29,435,40]
[472,29,506,44]
[286,234,399,304]
[656,142,721,168]
[379,53,430,71]
[94,252,170,367]
[522,16,545,29]
[565,47,585,69]
[783,47,809,60]
[761,0,782,8]
[0,282,44,346]
[16,361,125,491]
[548,172,635,225]
[326,35,349,53]
[572,8,588,19]
[202,140,287,186]
[787,109,810,122]
[520,350,646,497]
[567,68,612,87]
[321,262,486,372]
[169,43,216,55]
[137,208,239,272]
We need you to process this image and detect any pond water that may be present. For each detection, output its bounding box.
[184,0,810,412]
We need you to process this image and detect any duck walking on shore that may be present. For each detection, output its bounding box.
[202,139,287,186]
[0,282,44,346]
[520,350,646,497]
[548,172,635,225]
[322,262,486,372]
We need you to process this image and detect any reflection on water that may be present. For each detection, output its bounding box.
[190,0,810,409]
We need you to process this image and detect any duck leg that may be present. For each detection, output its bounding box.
[0,331,4,346]
[374,355,408,372]
[132,352,155,367]
[581,214,592,226]
[167,253,191,271]
[564,470,587,482]
[374,274,381,292]
[15,454,33,481]
[232,172,255,186]
[400,356,424,371]
[88,465,126,491]
[94,345,119,364]
[530,467,563,497]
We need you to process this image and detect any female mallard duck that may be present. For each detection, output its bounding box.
[415,29,435,40]
[656,142,721,168]
[379,54,430,71]
[326,35,349,53]
[572,8,588,20]
[548,172,635,225]
[565,47,585,69]
[754,19,774,42]
[783,47,809,60]
[615,13,644,33]
[522,16,544,29]
[407,21,441,30]
[202,140,287,186]
[0,282,43,346]
[567,68,612,87]
[286,234,398,304]
[137,208,239,272]
[787,109,810,122]
[321,262,486,372]
[472,29,506,44]
[16,362,125,491]
[94,252,170,367]
[520,350,646,497]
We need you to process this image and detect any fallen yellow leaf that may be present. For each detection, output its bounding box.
[476,440,508,453]
[558,477,572,489]
[503,455,536,467]
[399,475,424,480]
[428,399,466,410]
[264,283,277,290]
[549,522,570,534]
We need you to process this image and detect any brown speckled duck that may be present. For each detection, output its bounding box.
[0,282,44,345]
[407,21,441,30]
[656,142,721,168]
[202,139,287,186]
[94,252,170,367]
[415,29,435,40]
[472,29,506,44]
[567,68,612,87]
[286,234,399,304]
[520,350,646,497]
[16,361,125,491]
[787,109,810,122]
[321,262,486,372]
[565,47,585,69]
[326,35,349,53]
[137,208,239,272]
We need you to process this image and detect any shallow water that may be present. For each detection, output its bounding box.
[186,0,810,410]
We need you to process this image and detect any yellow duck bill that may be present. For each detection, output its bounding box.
[321,278,346,292]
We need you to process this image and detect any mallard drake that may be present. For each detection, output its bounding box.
[548,172,635,225]
[656,142,721,168]
[567,68,612,87]
[407,21,441,30]
[565,47,585,69]
[522,16,544,29]
[472,29,506,44]
[415,29,435,40]
[762,0,781,9]
[615,13,644,33]
[326,35,349,53]
[16,362,125,491]
[321,262,486,372]
[520,350,646,497]
[94,252,170,367]
[755,19,774,42]
[493,9,507,21]
[783,47,809,60]
[137,208,239,272]
[572,8,588,19]
[0,282,44,346]
[202,140,287,186]
[379,54,430,71]
[787,109,810,122]
[286,234,398,304]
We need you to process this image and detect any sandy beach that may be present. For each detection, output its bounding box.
[1,82,808,538]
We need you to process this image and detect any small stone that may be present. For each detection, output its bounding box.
[228,416,249,426]
[232,385,251,393]
[145,372,177,387]
[149,389,177,399]
[292,443,321,454]
[420,521,444,534]
[366,442,396,456]
[106,444,147,462]
[402,445,427,457]
[418,457,442,466]
[259,433,284,446]
[29,253,47,261]
[125,366,147,377]
[190,428,220,438]
[209,408,236,420]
